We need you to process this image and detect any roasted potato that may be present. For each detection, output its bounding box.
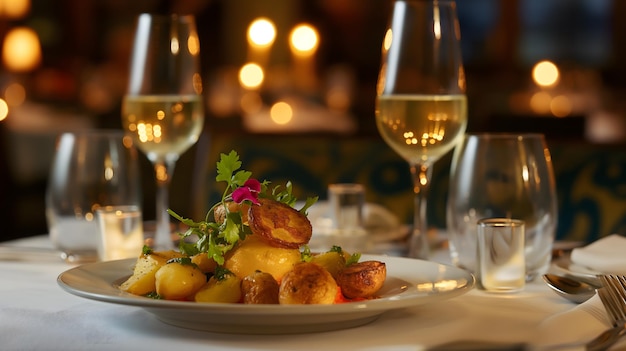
[154,261,207,300]
[119,250,184,295]
[214,202,250,225]
[310,251,346,279]
[224,234,301,281]
[191,253,217,274]
[194,272,242,303]
[241,271,280,304]
[248,198,312,249]
[279,262,338,304]
[336,260,386,299]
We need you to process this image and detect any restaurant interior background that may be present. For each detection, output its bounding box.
[1,0,625,243]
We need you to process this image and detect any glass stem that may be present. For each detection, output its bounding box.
[409,163,432,259]
[153,159,176,250]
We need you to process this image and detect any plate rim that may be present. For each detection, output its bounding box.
[57,254,475,320]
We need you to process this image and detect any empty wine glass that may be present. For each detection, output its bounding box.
[375,0,467,258]
[447,133,558,281]
[46,130,141,262]
[122,14,204,250]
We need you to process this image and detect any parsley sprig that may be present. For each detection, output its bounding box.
[168,150,318,265]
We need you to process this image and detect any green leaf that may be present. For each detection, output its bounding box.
[178,241,199,256]
[207,235,228,265]
[166,257,197,267]
[231,170,252,188]
[299,196,319,216]
[216,150,241,183]
[167,209,201,227]
[329,245,343,253]
[222,213,242,244]
[300,245,313,262]
[346,253,361,266]
[144,291,162,299]
[214,266,234,281]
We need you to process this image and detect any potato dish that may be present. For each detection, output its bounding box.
[119,151,386,304]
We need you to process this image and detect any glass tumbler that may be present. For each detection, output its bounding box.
[46,130,141,262]
[446,133,557,281]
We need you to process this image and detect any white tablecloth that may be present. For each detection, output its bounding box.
[0,236,623,351]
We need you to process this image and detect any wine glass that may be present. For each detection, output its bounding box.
[447,134,558,281]
[46,130,141,262]
[122,14,204,250]
[375,0,467,259]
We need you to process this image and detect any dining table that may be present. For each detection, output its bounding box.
[1,234,624,351]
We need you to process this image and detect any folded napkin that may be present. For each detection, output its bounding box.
[570,234,626,275]
[535,294,611,349]
[306,201,401,236]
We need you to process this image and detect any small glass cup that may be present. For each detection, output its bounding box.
[477,218,525,293]
[96,205,144,261]
[328,183,366,235]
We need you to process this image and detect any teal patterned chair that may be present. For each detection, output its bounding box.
[190,132,626,244]
[549,142,626,243]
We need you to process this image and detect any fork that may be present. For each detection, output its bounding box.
[587,276,626,351]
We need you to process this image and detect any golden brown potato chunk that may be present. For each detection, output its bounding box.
[194,273,242,303]
[279,262,338,304]
[224,234,301,281]
[248,198,312,249]
[155,261,207,300]
[241,271,280,304]
[336,260,386,299]
[119,250,184,296]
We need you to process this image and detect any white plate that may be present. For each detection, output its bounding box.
[57,255,474,334]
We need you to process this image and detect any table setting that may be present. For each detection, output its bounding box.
[3,233,626,350]
[4,1,626,350]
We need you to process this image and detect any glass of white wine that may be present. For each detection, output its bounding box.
[375,0,467,259]
[122,14,204,250]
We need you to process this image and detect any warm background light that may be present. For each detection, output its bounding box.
[4,83,26,106]
[529,91,551,115]
[270,101,293,124]
[247,18,276,48]
[239,63,264,89]
[289,24,319,56]
[0,99,8,121]
[533,60,559,87]
[0,0,30,19]
[187,32,200,56]
[550,95,572,117]
[383,29,393,52]
[2,27,42,72]
[240,91,263,115]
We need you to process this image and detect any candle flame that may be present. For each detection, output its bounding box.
[532,60,559,88]
[248,18,276,48]
[289,24,319,56]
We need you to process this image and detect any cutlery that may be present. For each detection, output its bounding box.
[543,273,597,303]
[587,276,626,351]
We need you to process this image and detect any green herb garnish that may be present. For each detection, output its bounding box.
[168,150,318,266]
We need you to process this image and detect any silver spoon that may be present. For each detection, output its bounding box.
[543,273,597,303]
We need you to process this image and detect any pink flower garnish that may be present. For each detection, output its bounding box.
[232,179,261,204]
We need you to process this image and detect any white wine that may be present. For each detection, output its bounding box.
[122,95,204,162]
[375,94,467,165]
